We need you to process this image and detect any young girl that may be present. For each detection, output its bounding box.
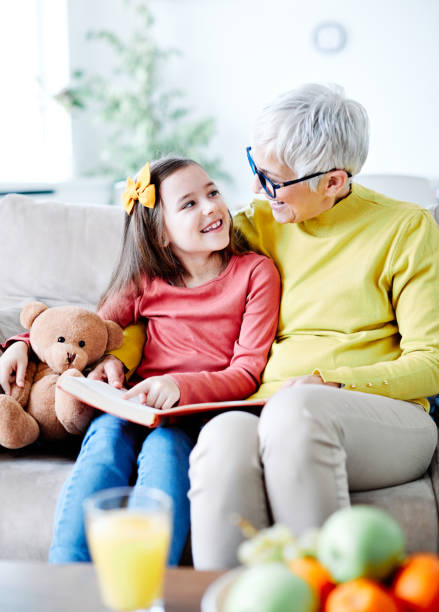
[0,157,280,565]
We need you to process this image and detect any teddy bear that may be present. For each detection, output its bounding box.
[0,301,123,449]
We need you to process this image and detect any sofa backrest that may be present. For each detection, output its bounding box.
[1,193,438,344]
[0,194,124,341]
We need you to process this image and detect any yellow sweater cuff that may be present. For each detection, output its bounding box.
[107,322,146,380]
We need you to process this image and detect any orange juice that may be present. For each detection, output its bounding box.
[87,509,170,611]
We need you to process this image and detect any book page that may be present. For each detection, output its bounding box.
[59,375,266,428]
[70,378,161,412]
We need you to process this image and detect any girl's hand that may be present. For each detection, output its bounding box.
[280,374,340,390]
[88,355,125,389]
[124,375,181,410]
[0,341,29,394]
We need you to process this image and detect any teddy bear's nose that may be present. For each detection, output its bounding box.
[66,352,76,364]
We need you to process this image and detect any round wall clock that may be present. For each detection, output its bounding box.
[312,21,347,54]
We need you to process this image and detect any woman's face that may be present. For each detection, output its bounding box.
[251,147,341,224]
[160,164,230,261]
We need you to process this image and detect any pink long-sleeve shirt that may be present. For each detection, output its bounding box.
[99,253,280,405]
[2,253,280,406]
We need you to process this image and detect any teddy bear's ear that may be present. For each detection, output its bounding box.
[104,321,124,352]
[20,302,49,329]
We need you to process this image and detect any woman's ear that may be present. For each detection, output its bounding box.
[324,170,350,197]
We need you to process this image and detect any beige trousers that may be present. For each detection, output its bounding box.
[188,385,438,569]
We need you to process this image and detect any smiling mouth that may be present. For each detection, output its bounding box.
[201,219,223,233]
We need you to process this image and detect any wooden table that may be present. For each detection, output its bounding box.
[0,561,223,611]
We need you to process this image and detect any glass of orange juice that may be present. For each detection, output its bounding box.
[84,486,172,612]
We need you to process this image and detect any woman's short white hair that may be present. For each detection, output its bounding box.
[253,83,369,191]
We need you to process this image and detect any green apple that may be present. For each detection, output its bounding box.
[317,505,405,583]
[223,562,315,612]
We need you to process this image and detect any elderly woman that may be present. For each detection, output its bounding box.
[188,83,439,569]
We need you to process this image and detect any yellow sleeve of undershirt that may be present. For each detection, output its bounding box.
[107,322,146,380]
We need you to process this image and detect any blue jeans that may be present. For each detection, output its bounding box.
[49,413,195,566]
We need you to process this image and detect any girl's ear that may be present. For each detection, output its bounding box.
[162,228,170,248]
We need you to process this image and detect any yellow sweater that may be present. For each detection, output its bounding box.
[234,183,439,410]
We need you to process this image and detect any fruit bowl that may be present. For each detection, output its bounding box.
[200,508,439,612]
[201,568,242,612]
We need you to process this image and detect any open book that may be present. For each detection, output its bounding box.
[58,376,266,428]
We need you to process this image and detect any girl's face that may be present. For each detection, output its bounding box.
[160,164,230,261]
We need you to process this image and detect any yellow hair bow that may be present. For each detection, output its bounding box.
[122,162,156,214]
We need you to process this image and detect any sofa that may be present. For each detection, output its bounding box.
[0,192,438,562]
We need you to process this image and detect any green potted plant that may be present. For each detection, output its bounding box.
[56,0,229,202]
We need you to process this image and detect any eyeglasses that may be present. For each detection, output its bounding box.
[246,146,351,199]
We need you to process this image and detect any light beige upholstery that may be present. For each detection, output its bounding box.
[0,194,123,342]
[0,193,438,561]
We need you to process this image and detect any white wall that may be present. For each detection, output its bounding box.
[68,0,439,207]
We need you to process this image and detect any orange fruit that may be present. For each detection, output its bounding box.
[289,556,336,607]
[325,578,398,612]
[391,553,439,611]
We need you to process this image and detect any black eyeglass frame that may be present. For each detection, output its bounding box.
[246,146,351,199]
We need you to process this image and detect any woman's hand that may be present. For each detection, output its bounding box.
[88,355,125,389]
[0,341,29,394]
[280,374,341,390]
[124,375,181,410]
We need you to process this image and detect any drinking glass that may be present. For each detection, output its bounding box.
[84,486,173,612]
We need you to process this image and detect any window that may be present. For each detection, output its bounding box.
[0,0,71,184]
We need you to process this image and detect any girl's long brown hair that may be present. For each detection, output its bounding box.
[99,156,250,308]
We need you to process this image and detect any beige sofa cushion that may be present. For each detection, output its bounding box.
[0,194,124,342]
[0,447,77,560]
